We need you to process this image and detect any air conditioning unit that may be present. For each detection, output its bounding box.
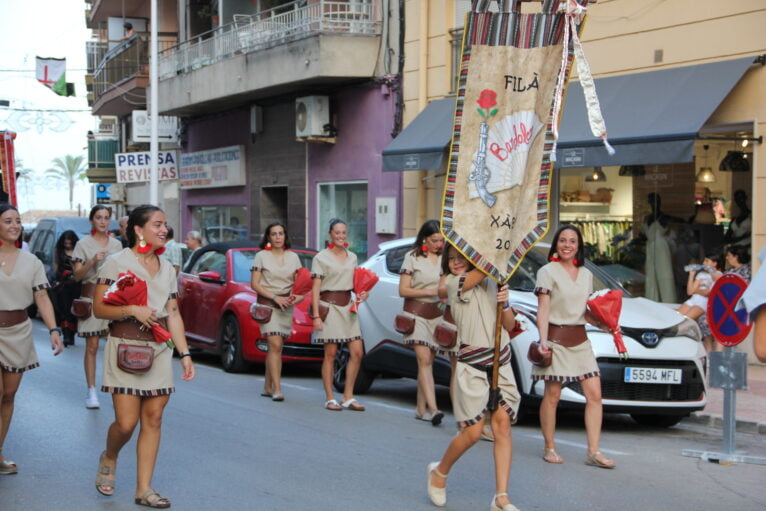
[295,96,330,138]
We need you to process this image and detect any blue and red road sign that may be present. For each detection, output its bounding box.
[707,273,752,347]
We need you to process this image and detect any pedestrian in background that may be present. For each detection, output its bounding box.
[52,230,81,346]
[398,219,446,425]
[251,222,304,402]
[72,205,123,409]
[118,216,129,248]
[311,218,368,411]
[533,224,614,468]
[159,226,183,274]
[0,204,63,475]
[427,245,520,511]
[92,205,195,508]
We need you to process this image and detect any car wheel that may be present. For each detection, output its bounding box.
[332,345,374,394]
[630,413,685,428]
[220,315,249,373]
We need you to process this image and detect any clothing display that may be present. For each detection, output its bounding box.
[568,220,632,261]
[644,220,677,303]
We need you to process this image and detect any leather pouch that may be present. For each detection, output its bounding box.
[250,304,273,324]
[318,303,330,322]
[434,322,458,349]
[117,344,154,374]
[70,299,92,319]
[394,314,416,335]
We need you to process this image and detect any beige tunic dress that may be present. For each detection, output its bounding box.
[0,251,49,372]
[399,252,442,350]
[251,250,302,338]
[446,274,520,428]
[310,248,362,344]
[72,235,123,338]
[532,262,600,382]
[97,249,178,396]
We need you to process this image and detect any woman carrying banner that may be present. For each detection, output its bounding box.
[533,224,614,469]
[251,222,303,402]
[92,205,194,507]
[398,220,447,425]
[311,218,368,411]
[73,205,123,409]
[427,245,520,511]
[0,204,64,475]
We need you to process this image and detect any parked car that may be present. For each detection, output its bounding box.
[177,241,323,372]
[351,238,707,427]
[28,216,119,276]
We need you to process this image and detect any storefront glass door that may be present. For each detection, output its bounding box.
[191,205,249,244]
[317,181,368,261]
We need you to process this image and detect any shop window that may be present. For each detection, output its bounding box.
[191,205,248,244]
[318,181,368,261]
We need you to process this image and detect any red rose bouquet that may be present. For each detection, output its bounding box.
[586,289,627,359]
[349,268,379,313]
[103,271,174,348]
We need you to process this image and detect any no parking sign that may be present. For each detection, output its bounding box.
[707,273,752,347]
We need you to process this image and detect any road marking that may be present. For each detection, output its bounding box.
[519,432,630,455]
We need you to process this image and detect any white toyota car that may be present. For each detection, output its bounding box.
[335,238,707,427]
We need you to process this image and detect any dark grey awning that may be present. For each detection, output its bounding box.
[555,57,755,167]
[382,97,455,172]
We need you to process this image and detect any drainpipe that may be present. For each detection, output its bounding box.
[417,0,429,227]
[149,0,159,205]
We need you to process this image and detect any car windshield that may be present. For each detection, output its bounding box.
[231,249,316,283]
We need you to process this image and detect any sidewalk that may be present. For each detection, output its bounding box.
[684,363,766,435]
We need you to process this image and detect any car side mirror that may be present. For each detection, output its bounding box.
[198,270,223,283]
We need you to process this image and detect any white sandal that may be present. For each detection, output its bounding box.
[427,461,447,507]
[491,492,520,511]
[324,399,342,411]
[0,448,17,475]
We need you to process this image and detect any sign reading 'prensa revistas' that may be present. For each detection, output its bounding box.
[115,151,179,184]
[179,145,246,189]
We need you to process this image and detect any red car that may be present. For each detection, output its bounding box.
[177,241,322,372]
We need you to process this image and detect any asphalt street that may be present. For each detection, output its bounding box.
[1,320,765,511]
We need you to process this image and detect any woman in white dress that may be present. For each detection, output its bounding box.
[533,225,614,468]
[0,204,63,475]
[251,222,304,401]
[311,219,369,411]
[72,205,123,409]
[398,220,445,425]
[92,205,195,508]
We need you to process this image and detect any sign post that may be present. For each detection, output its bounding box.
[682,274,766,465]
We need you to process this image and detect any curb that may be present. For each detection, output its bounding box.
[684,412,766,436]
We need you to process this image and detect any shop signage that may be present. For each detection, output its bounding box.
[131,110,179,143]
[642,167,673,187]
[95,183,111,204]
[560,148,584,167]
[114,151,179,183]
[179,145,246,189]
[404,155,421,170]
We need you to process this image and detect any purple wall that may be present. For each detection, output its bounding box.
[308,84,402,256]
[181,108,252,234]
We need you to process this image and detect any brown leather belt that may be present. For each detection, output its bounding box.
[320,290,352,307]
[547,324,587,348]
[0,309,28,328]
[403,298,443,320]
[80,283,97,299]
[110,318,169,342]
[256,293,290,307]
[443,306,455,325]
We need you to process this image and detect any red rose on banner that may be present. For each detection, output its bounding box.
[477,89,497,109]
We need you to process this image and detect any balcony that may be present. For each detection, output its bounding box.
[157,0,382,116]
[86,139,119,183]
[90,33,176,117]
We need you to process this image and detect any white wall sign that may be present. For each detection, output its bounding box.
[131,110,179,143]
[179,145,246,189]
[115,151,179,183]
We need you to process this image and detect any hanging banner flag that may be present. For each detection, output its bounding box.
[1,131,18,207]
[441,0,608,283]
[35,57,75,97]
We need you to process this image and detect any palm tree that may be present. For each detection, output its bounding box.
[14,158,34,210]
[46,155,87,210]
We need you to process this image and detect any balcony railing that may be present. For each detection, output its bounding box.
[159,0,381,79]
[88,139,119,169]
[91,33,178,102]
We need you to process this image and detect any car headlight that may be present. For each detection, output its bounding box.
[665,316,701,342]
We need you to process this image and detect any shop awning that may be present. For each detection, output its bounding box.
[382,97,455,172]
[555,57,755,167]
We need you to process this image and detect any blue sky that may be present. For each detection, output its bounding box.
[0,0,94,213]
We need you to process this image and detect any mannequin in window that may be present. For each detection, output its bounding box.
[724,189,751,248]
[643,193,683,303]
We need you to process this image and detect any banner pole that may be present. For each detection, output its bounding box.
[487,300,504,411]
